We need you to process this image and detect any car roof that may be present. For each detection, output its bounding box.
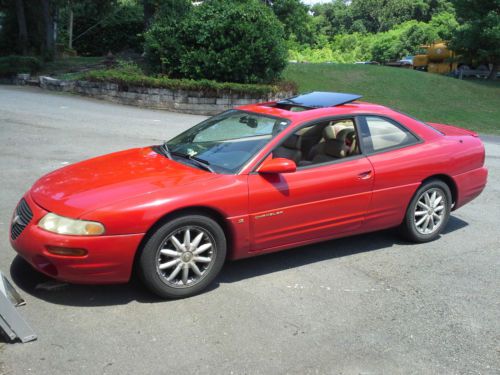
[237,99,398,123]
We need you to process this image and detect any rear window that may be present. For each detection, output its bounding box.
[393,109,444,135]
[360,116,419,153]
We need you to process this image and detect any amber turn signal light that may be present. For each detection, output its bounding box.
[46,246,88,257]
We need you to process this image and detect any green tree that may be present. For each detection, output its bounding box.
[351,0,430,33]
[270,0,314,44]
[311,0,452,37]
[450,0,500,80]
[429,11,458,41]
[311,0,354,37]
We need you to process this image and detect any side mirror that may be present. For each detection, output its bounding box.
[257,158,296,174]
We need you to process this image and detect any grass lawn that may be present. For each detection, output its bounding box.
[284,63,500,135]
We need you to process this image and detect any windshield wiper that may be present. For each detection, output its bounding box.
[159,142,172,159]
[170,151,215,173]
[189,155,215,173]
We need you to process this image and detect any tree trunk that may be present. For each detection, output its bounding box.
[14,0,28,55]
[143,0,154,30]
[487,62,498,81]
[41,0,55,60]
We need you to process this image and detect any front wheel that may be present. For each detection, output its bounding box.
[138,214,226,299]
[400,180,452,243]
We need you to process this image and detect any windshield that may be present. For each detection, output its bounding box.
[166,110,289,174]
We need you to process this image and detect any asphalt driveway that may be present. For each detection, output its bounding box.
[0,85,499,374]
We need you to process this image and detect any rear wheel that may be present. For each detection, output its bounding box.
[400,180,452,243]
[138,214,226,299]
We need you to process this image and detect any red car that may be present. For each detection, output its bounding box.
[10,92,487,299]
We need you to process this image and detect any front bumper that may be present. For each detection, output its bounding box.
[9,194,144,284]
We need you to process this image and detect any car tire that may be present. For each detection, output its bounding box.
[138,214,226,299]
[400,180,452,243]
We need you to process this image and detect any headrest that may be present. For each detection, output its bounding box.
[323,124,338,140]
[324,139,347,158]
[282,134,301,150]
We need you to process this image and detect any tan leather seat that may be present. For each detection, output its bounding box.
[310,128,352,163]
[274,134,302,164]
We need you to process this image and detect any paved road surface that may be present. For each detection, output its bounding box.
[0,85,499,374]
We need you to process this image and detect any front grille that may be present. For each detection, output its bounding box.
[11,198,33,240]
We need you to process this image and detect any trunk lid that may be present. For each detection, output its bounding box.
[428,122,479,137]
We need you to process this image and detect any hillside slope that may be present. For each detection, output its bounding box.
[284,64,500,134]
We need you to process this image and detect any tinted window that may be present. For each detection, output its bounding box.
[272,119,360,168]
[166,110,289,174]
[361,116,418,153]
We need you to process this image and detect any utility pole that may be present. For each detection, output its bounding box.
[68,0,73,49]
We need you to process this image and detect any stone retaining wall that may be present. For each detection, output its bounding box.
[39,76,293,115]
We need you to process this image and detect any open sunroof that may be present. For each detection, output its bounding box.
[277,91,362,109]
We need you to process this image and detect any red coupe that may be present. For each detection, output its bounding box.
[10,92,487,298]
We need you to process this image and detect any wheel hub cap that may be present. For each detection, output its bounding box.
[414,188,446,235]
[155,226,216,288]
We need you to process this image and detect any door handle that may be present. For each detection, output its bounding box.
[358,171,372,180]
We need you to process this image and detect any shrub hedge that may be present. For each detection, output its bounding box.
[82,68,297,97]
[0,55,42,76]
[144,0,288,84]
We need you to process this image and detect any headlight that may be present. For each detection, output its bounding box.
[38,213,105,236]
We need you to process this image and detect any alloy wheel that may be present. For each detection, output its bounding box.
[413,188,446,235]
[155,226,216,288]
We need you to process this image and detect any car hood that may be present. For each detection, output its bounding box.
[30,147,218,218]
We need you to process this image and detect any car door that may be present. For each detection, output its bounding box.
[247,118,374,253]
[357,115,423,230]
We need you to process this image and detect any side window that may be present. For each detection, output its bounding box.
[272,118,360,167]
[361,116,418,153]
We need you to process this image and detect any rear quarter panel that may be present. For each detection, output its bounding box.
[365,131,486,230]
[444,135,487,209]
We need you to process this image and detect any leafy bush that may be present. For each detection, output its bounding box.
[114,59,144,76]
[145,0,288,84]
[370,20,439,62]
[81,68,297,97]
[330,33,374,63]
[0,55,41,76]
[289,33,373,63]
[143,0,192,75]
